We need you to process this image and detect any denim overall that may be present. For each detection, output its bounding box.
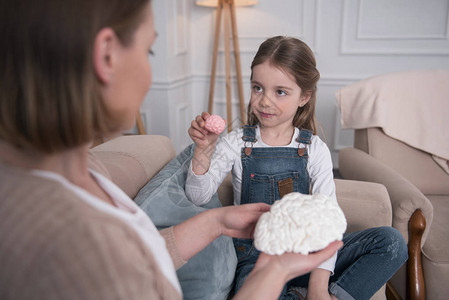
[233,125,409,300]
[233,125,313,294]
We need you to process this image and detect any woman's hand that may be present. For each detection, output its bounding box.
[172,203,270,262]
[234,241,343,300]
[256,241,343,282]
[217,203,271,239]
[188,112,220,150]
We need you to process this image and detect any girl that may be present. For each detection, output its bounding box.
[186,36,407,300]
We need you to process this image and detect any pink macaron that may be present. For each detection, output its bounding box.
[205,114,226,134]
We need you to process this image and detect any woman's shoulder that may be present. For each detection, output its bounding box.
[0,172,152,274]
[0,175,167,298]
[0,169,140,248]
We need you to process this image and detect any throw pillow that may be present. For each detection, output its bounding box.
[134,144,237,300]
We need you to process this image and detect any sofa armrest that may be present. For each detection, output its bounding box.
[339,147,433,245]
[335,179,392,233]
[218,173,234,207]
[219,175,392,234]
[90,135,176,199]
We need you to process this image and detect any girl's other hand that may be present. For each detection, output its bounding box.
[188,112,220,150]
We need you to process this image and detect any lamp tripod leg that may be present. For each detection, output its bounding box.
[136,112,146,135]
[229,0,246,125]
[207,0,246,131]
[223,2,233,132]
[207,1,223,115]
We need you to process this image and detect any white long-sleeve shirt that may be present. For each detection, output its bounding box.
[186,126,336,205]
[186,126,338,273]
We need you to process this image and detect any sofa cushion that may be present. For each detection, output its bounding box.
[134,144,237,300]
[363,128,449,194]
[91,135,176,199]
[422,195,449,262]
[218,173,234,207]
[334,179,392,233]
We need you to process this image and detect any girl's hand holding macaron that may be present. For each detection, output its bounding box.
[188,112,226,150]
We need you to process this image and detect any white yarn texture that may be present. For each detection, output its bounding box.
[254,193,347,255]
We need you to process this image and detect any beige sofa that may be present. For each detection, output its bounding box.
[91,134,396,300]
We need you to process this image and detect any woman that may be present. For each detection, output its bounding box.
[0,0,341,299]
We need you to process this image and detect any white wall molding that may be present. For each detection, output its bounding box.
[319,76,359,87]
[312,0,322,53]
[341,0,449,55]
[149,75,193,90]
[238,0,306,40]
[356,0,449,40]
[173,103,190,152]
[332,110,353,151]
[172,0,188,56]
[140,75,192,148]
[228,0,321,53]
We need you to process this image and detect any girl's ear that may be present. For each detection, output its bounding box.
[93,28,119,84]
[299,90,312,107]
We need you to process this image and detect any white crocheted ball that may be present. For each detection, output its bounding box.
[254,193,347,255]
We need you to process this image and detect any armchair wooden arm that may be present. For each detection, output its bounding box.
[408,209,426,300]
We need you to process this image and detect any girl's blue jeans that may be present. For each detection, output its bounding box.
[234,226,408,300]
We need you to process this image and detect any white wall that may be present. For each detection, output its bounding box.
[142,0,449,166]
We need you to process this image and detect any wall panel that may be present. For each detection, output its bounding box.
[145,0,449,171]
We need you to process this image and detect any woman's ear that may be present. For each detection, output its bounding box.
[93,28,119,84]
[299,90,312,107]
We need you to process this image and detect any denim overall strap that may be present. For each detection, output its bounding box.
[295,128,313,157]
[242,125,257,156]
[242,125,257,143]
[296,128,313,144]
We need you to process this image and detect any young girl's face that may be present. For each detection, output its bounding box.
[250,61,309,130]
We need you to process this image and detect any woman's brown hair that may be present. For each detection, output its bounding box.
[246,36,320,134]
[0,0,151,153]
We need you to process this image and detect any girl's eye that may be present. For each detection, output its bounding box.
[277,90,287,96]
[148,49,155,55]
[253,85,263,93]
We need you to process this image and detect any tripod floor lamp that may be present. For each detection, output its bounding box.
[196,0,258,131]
[136,113,146,135]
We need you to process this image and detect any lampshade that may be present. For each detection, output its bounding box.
[196,0,258,7]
